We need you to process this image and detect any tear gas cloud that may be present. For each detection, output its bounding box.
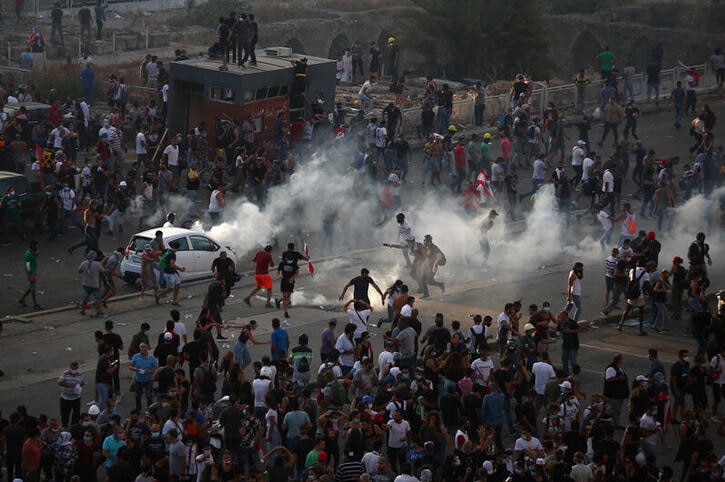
[138,144,722,305]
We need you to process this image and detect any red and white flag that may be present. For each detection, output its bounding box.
[475,169,493,199]
[304,243,315,276]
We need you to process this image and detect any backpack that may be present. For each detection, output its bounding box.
[319,362,335,386]
[200,365,216,396]
[330,380,346,407]
[297,354,310,373]
[158,249,173,272]
[626,269,645,299]
[527,124,537,141]
[470,326,488,353]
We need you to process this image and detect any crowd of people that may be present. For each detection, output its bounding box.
[1,223,724,482]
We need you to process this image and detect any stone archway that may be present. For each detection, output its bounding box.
[285,38,306,55]
[328,34,351,60]
[627,37,651,69]
[572,30,601,71]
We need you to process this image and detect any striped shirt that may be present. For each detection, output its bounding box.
[58,369,84,400]
[604,255,618,278]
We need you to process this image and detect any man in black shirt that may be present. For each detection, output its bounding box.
[276,246,302,319]
[211,250,236,297]
[95,344,118,411]
[102,320,123,398]
[339,268,384,311]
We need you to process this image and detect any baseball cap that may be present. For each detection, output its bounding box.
[390,367,401,377]
[560,380,572,390]
[164,332,173,341]
[635,375,647,382]
[673,256,683,263]
[482,461,494,474]
[317,452,328,463]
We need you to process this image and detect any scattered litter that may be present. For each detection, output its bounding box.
[3,274,13,277]
[65,346,72,352]
[186,295,193,299]
[43,325,55,331]
[283,320,291,327]
[228,294,235,298]
[184,314,193,319]
[222,343,231,349]
[32,351,38,355]
[116,322,128,326]
[38,291,45,295]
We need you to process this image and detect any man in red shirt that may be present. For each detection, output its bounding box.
[451,137,467,193]
[243,244,274,308]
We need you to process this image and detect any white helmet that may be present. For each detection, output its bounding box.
[118,181,127,188]
[88,404,100,416]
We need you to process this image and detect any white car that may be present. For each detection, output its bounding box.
[120,227,237,284]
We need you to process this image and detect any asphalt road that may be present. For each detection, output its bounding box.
[1,99,724,477]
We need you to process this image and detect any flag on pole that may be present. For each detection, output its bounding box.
[304,243,315,276]
[475,169,493,199]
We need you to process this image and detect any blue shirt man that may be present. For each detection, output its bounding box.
[270,318,289,360]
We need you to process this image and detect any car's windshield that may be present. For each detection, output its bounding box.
[128,236,152,252]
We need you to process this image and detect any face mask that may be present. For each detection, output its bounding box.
[114,434,123,440]
[515,468,523,475]
[71,370,79,376]
[223,458,232,464]
[144,330,150,336]
[111,407,117,414]
[204,450,211,458]
[151,432,160,438]
[486,356,492,362]
[402,373,410,380]
[454,459,461,467]
[9,191,14,196]
[683,356,690,363]
[543,307,550,312]
[185,442,192,447]
[560,387,566,394]
[652,409,658,416]
[83,435,92,441]
[108,421,115,427]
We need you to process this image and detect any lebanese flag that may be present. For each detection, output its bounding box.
[304,243,315,276]
[475,169,493,199]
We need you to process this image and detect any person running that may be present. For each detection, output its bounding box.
[244,245,274,308]
[419,234,446,299]
[276,248,300,319]
[338,268,385,311]
[18,240,41,310]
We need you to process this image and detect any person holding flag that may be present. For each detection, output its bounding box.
[676,58,701,115]
[304,242,315,277]
[475,168,494,204]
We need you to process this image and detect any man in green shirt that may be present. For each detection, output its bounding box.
[19,240,41,309]
[597,46,615,79]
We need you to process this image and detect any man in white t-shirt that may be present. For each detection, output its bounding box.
[344,298,371,341]
[581,154,594,183]
[471,354,494,388]
[513,429,544,458]
[49,123,69,149]
[386,410,411,472]
[358,76,376,113]
[135,128,147,167]
[531,352,556,397]
[571,140,586,188]
[335,324,356,374]
[378,342,395,381]
[570,452,593,482]
[601,167,616,213]
[163,135,180,182]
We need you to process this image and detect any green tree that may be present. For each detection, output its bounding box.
[407,0,552,80]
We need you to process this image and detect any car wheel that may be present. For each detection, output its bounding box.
[123,272,139,284]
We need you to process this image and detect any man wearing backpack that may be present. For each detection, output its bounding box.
[290,334,313,387]
[192,350,216,404]
[616,260,652,335]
